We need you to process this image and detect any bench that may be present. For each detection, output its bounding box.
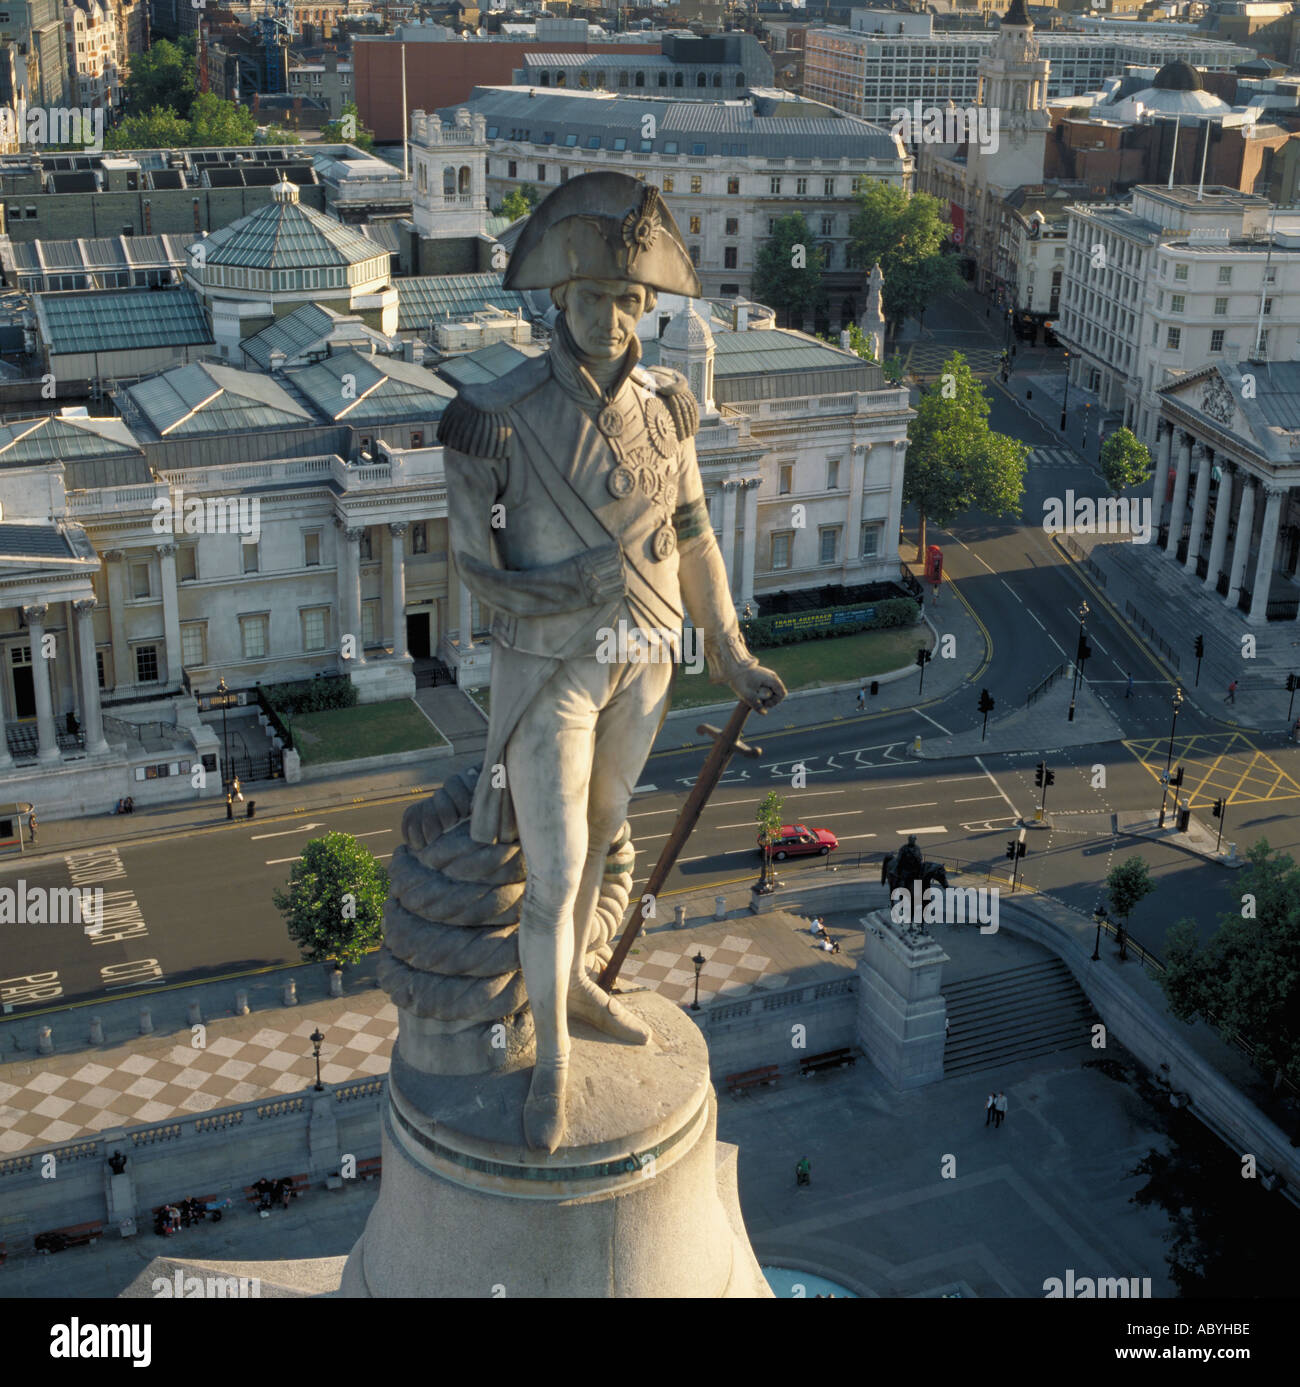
[799,1048,857,1079]
[356,1156,382,1182]
[726,1065,781,1097]
[246,1174,312,1209]
[152,1194,220,1229]
[34,1220,102,1253]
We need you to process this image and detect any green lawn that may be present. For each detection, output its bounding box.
[289,699,447,766]
[466,686,491,717]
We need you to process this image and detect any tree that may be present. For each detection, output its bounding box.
[1160,842,1300,1090]
[122,38,198,120]
[904,351,1027,560]
[1099,426,1153,494]
[188,93,257,148]
[272,832,389,968]
[752,213,827,329]
[820,322,906,384]
[847,180,962,333]
[495,184,540,221]
[321,100,374,151]
[105,108,192,152]
[262,125,303,146]
[1105,854,1155,954]
[756,790,785,892]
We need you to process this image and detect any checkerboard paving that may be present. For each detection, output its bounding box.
[618,934,789,1006]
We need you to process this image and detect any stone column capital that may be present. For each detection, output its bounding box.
[22,603,48,625]
[1264,481,1288,501]
[101,549,124,562]
[155,543,177,558]
[389,522,410,537]
[72,598,97,615]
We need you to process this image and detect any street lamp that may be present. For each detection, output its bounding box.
[1068,600,1089,722]
[691,951,706,1011]
[1157,687,1184,829]
[1091,904,1109,962]
[216,676,232,818]
[1059,349,1071,430]
[310,1027,325,1091]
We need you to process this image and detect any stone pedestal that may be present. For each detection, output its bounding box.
[340,991,770,1298]
[348,659,416,705]
[855,909,949,1090]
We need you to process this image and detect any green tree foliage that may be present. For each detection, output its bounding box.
[105,96,255,152]
[495,184,541,221]
[272,832,389,967]
[752,213,827,329]
[262,125,303,145]
[122,38,198,120]
[1160,842,1300,1089]
[320,101,374,151]
[847,181,963,332]
[756,790,785,888]
[904,352,1027,560]
[820,322,906,383]
[104,108,193,151]
[1105,854,1156,943]
[1099,426,1153,494]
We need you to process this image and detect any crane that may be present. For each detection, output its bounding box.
[258,0,295,95]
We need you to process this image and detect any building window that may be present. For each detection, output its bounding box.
[724,246,737,269]
[663,176,674,192]
[1218,266,1232,284]
[779,463,793,494]
[508,160,517,178]
[768,218,776,234]
[1264,298,1274,316]
[796,177,808,195]
[861,524,882,558]
[819,527,840,564]
[1257,329,1270,355]
[823,178,834,196]
[242,542,259,574]
[821,215,833,235]
[725,217,739,236]
[1170,295,1185,314]
[412,522,428,554]
[181,624,206,669]
[727,176,740,195]
[361,600,380,646]
[1166,327,1181,349]
[130,561,151,598]
[691,176,702,194]
[239,615,268,660]
[135,645,159,683]
[178,546,197,582]
[769,176,782,195]
[537,165,546,182]
[1174,263,1188,280]
[689,245,700,265]
[1214,297,1228,316]
[360,529,373,561]
[771,532,793,570]
[1210,329,1225,353]
[827,459,840,489]
[689,215,701,234]
[1265,266,1277,284]
[304,532,321,566]
[410,431,424,448]
[301,607,330,652]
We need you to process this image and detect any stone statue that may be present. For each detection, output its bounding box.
[860,262,886,364]
[436,172,787,1152]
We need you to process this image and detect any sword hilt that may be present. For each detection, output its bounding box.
[696,723,762,759]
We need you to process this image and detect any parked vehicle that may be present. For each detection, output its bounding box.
[756,824,838,860]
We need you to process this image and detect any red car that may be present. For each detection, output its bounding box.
[756,824,838,860]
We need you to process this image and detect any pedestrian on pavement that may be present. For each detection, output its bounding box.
[985,1093,996,1126]
[856,685,866,711]
[1125,673,1134,699]
[1226,680,1238,705]
[795,1156,811,1188]
[994,1092,1008,1127]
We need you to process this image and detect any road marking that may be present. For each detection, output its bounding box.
[1028,610,1047,631]
[351,830,393,840]
[887,802,937,809]
[836,833,878,842]
[974,756,1020,820]
[629,808,678,818]
[896,826,947,835]
[936,775,986,783]
[266,856,302,866]
[633,784,657,794]
[917,707,951,735]
[250,823,324,840]
[953,795,1005,802]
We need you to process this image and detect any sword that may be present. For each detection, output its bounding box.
[598,698,763,993]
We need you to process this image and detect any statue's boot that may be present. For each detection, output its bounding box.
[568,972,652,1044]
[523,1055,568,1154]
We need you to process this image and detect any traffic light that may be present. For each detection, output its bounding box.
[1005,839,1027,860]
[978,689,995,714]
[1170,766,1184,789]
[1212,798,1224,819]
[1288,674,1298,694]
[1034,761,1045,788]
[916,647,932,668]
[1194,634,1205,660]
[1077,638,1092,663]
[1007,840,1016,860]
[1045,768,1056,788]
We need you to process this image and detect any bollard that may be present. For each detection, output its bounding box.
[1227,842,1237,864]
[186,1001,202,1026]
[139,1008,153,1036]
[714,894,727,921]
[913,735,922,756]
[674,904,686,931]
[329,968,343,998]
[37,1025,53,1055]
[89,1016,104,1045]
[234,989,249,1016]
[283,978,298,1007]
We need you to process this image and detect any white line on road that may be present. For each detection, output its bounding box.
[916,708,951,735]
[887,802,938,810]
[629,808,678,818]
[350,830,393,840]
[974,756,1020,820]
[896,826,947,835]
[250,823,323,840]
[935,776,987,783]
[633,784,657,794]
[266,856,302,866]
[1028,610,1047,631]
[836,833,878,842]
[953,795,1005,803]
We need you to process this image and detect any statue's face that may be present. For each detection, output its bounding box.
[564,278,647,360]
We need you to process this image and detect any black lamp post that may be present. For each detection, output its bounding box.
[216,676,233,818]
[1068,600,1089,722]
[1091,904,1108,962]
[1157,687,1184,829]
[1060,349,1071,430]
[691,951,706,1011]
[310,1027,324,1091]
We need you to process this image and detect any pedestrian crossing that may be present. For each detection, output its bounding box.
[1028,446,1084,470]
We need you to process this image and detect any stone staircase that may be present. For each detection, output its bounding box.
[942,957,1098,1077]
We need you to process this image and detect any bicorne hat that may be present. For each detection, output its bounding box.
[502,171,703,297]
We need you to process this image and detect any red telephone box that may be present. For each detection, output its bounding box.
[925,544,944,585]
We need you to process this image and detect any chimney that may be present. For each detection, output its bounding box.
[839,329,851,350]
[736,303,749,332]
[269,349,286,373]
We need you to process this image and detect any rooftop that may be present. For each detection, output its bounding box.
[396,273,529,334]
[197,182,389,271]
[241,303,385,371]
[118,362,314,439]
[286,350,456,424]
[434,340,544,388]
[33,287,214,356]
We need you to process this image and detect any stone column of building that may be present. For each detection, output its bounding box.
[73,599,110,755]
[739,480,759,611]
[1165,432,1193,559]
[1249,483,1287,625]
[1184,444,1213,574]
[886,441,907,561]
[23,605,61,765]
[458,569,475,655]
[719,481,739,597]
[1227,474,1258,610]
[336,522,367,666]
[156,544,182,685]
[1151,422,1172,534]
[845,441,867,580]
[102,550,129,691]
[388,523,409,658]
[1204,463,1234,593]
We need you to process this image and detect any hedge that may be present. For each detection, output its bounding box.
[263,675,359,715]
[741,596,920,650]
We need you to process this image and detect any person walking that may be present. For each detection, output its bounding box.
[856,685,866,711]
[795,1156,811,1188]
[27,807,36,843]
[1225,680,1238,705]
[1125,673,1134,699]
[994,1092,1008,1128]
[985,1093,996,1127]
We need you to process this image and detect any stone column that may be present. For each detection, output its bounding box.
[156,543,182,685]
[885,441,907,562]
[1184,444,1213,573]
[1227,474,1258,610]
[1151,422,1172,533]
[845,441,866,578]
[23,605,61,765]
[1165,431,1193,559]
[335,520,366,666]
[1204,462,1234,592]
[73,599,109,755]
[739,479,759,611]
[102,549,128,692]
[719,481,738,597]
[388,523,409,658]
[1249,483,1286,625]
[458,569,474,653]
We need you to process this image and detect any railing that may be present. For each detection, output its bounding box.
[1026,662,1068,708]
[1058,533,1107,589]
[65,484,164,515]
[1124,599,1182,671]
[102,715,190,748]
[158,456,335,492]
[255,687,295,751]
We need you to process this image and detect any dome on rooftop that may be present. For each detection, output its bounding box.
[661,299,713,352]
[200,192,388,273]
[1153,61,1203,93]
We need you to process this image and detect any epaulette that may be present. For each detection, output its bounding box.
[437,391,510,459]
[644,365,699,442]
